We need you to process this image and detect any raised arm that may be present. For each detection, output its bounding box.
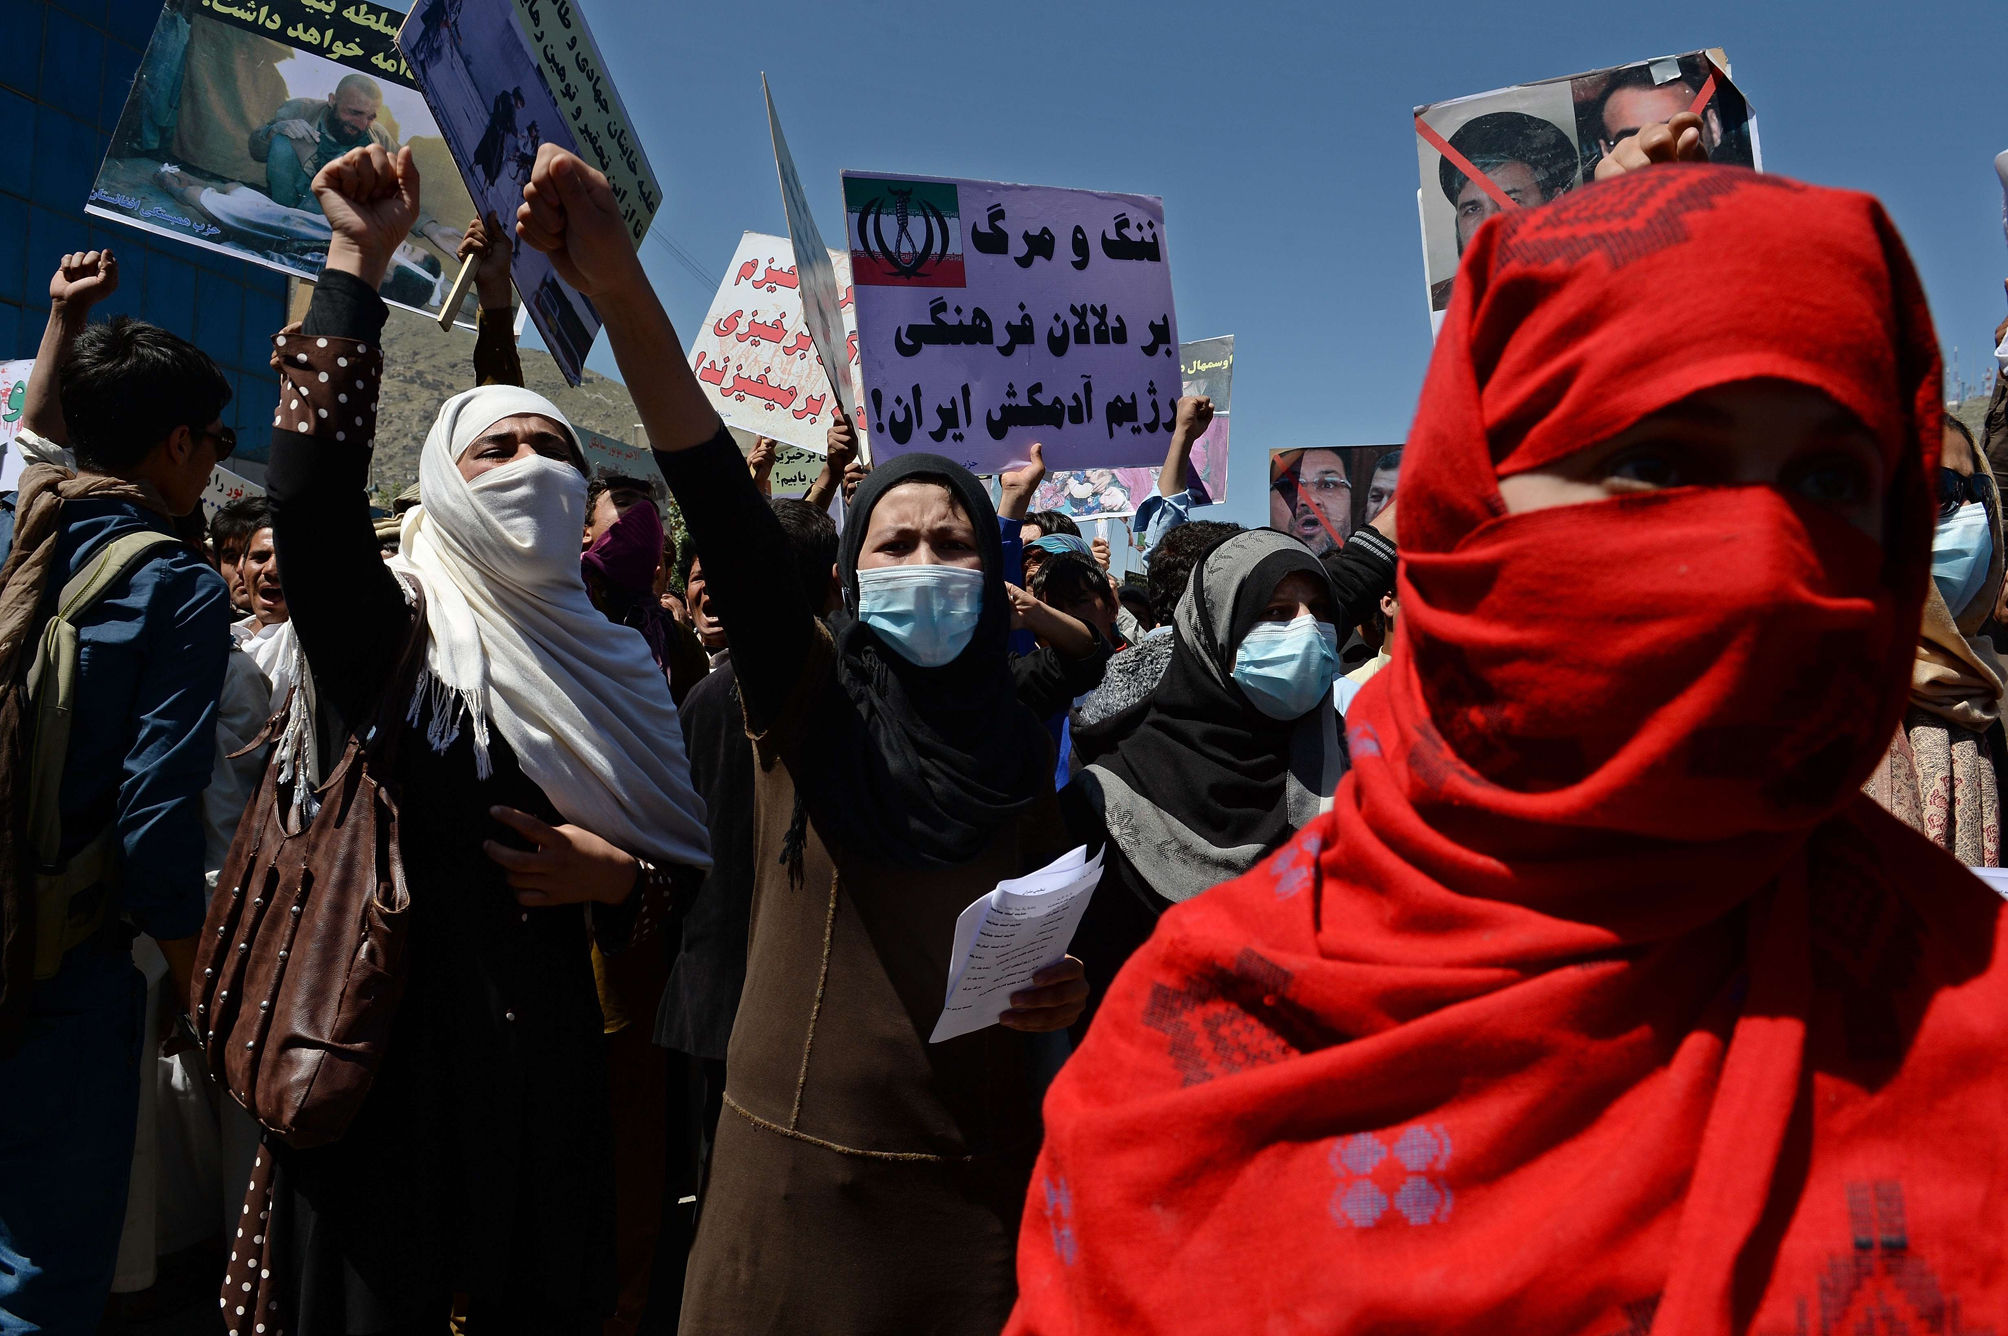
[1132,397,1215,561]
[803,404,857,511]
[1156,395,1212,497]
[1321,502,1398,633]
[462,211,524,387]
[514,145,813,726]
[21,250,121,447]
[514,146,718,452]
[265,144,424,723]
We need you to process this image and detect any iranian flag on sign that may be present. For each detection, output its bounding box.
[843,175,966,287]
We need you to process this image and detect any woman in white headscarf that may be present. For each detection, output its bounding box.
[246,143,708,1336]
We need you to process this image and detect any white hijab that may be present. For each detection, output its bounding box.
[388,385,709,869]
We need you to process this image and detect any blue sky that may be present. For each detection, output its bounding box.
[540,0,2006,533]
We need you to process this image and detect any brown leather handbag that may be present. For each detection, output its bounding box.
[193,603,428,1148]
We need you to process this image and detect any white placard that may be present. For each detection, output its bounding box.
[689,232,866,455]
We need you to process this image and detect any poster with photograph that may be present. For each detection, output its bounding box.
[87,0,483,328]
[843,170,1179,475]
[1,359,33,493]
[1023,417,1229,522]
[1267,445,1402,557]
[397,0,661,384]
[689,232,864,455]
[1415,50,1757,325]
[1030,335,1234,520]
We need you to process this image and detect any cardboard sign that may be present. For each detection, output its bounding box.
[396,0,658,383]
[689,231,864,454]
[576,424,661,486]
[766,444,824,499]
[201,462,267,517]
[844,170,1179,475]
[88,0,483,329]
[763,77,850,446]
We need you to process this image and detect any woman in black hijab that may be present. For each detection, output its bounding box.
[519,145,1090,1330]
[651,448,1091,1331]
[1062,529,1350,1027]
[803,452,1055,864]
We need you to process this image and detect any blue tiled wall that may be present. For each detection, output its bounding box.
[0,0,287,465]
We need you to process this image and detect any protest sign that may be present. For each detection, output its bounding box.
[763,77,850,440]
[1268,445,1402,557]
[200,462,267,517]
[767,445,824,499]
[1031,335,1233,520]
[397,0,660,384]
[576,424,662,487]
[1,360,32,493]
[843,171,1179,476]
[88,0,482,328]
[1026,418,1230,524]
[1415,50,1757,328]
[690,232,864,455]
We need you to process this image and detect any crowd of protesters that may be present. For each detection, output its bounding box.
[1,103,2006,1336]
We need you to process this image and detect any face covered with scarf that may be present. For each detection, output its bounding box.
[1010,169,2008,1336]
[581,490,672,676]
[392,384,709,870]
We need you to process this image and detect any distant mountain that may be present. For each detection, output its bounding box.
[1952,393,1993,447]
[363,301,648,503]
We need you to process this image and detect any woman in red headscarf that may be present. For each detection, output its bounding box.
[1008,162,2008,1334]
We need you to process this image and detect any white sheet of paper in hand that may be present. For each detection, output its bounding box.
[930,846,1103,1044]
[1971,867,2008,899]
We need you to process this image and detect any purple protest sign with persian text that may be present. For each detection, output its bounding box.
[844,171,1179,475]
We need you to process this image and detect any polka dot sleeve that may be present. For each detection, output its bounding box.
[268,332,383,449]
[219,1135,284,1336]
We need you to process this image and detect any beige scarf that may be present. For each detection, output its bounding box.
[1865,450,2008,865]
[0,463,170,687]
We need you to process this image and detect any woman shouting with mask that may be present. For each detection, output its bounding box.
[1009,166,2008,1333]
[513,145,1087,1335]
[1062,529,1347,1031]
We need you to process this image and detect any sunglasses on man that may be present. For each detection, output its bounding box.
[202,424,237,462]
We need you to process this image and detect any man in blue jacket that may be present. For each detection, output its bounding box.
[0,249,235,1335]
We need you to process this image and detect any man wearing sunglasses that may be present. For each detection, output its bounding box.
[0,249,236,1335]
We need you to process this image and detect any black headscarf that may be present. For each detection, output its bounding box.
[795,452,1049,869]
[1077,530,1345,902]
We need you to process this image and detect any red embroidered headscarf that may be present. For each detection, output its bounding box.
[1010,167,2008,1335]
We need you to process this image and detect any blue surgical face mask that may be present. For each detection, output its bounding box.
[856,564,985,667]
[1232,613,1340,720]
[1931,501,1994,616]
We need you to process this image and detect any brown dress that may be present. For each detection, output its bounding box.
[679,627,1066,1335]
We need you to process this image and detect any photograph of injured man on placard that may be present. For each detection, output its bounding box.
[87,0,480,325]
